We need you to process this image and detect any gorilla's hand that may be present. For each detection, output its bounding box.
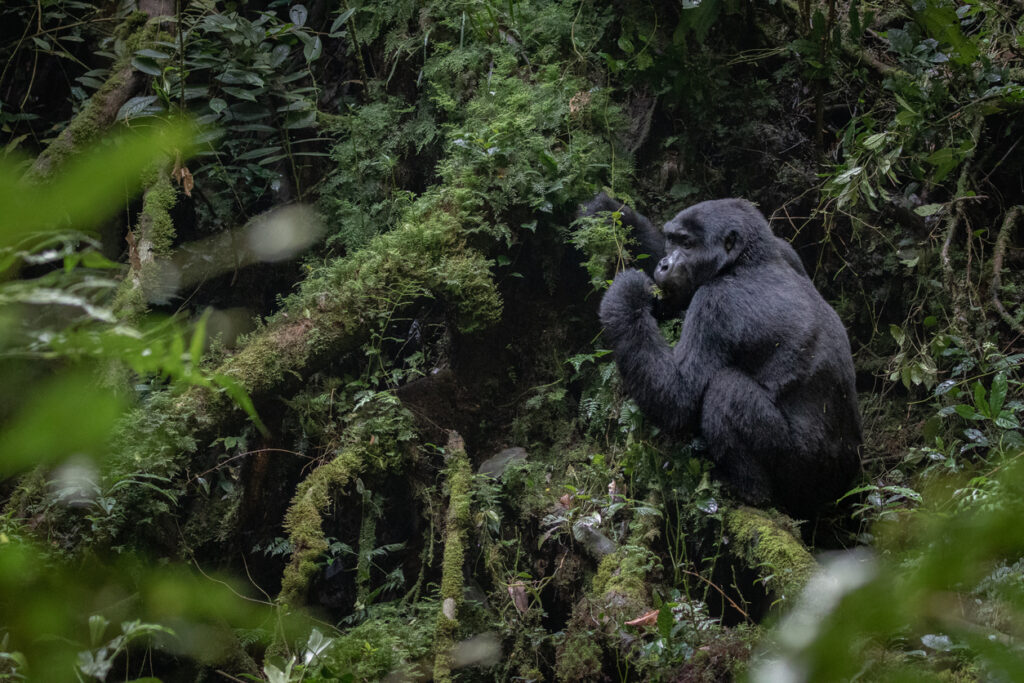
[600,269,654,330]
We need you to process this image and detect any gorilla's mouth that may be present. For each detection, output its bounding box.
[654,268,695,311]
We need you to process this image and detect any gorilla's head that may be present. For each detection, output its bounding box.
[654,199,774,310]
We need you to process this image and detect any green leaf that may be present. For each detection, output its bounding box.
[862,133,887,150]
[914,203,944,217]
[330,7,356,34]
[134,48,171,60]
[236,146,282,161]
[889,324,905,346]
[116,95,159,121]
[270,44,291,68]
[131,56,163,76]
[973,380,990,418]
[924,148,959,183]
[284,110,317,129]
[913,0,978,65]
[848,0,862,36]
[189,309,210,366]
[953,404,983,421]
[221,86,260,102]
[212,374,268,437]
[303,35,322,62]
[88,615,109,647]
[657,602,673,640]
[289,4,308,27]
[990,373,1007,416]
[995,414,1021,430]
[0,124,194,245]
[0,372,125,476]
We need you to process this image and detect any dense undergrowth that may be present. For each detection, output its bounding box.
[1,0,1023,680]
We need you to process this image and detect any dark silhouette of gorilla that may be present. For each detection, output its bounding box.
[585,193,861,516]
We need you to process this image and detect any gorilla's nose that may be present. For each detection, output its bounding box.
[657,258,670,272]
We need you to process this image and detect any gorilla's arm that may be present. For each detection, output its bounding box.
[598,269,712,433]
[580,192,666,275]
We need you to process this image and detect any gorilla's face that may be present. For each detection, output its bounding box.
[654,202,741,309]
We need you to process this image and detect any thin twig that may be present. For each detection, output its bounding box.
[680,568,750,620]
[187,448,313,484]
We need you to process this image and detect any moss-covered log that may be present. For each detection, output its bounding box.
[556,545,663,681]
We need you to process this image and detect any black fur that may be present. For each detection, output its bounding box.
[591,196,861,516]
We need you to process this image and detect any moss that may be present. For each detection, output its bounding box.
[725,506,817,606]
[320,601,436,680]
[591,544,662,610]
[556,545,662,681]
[114,11,149,40]
[278,449,363,607]
[137,164,177,255]
[221,318,322,397]
[4,468,47,520]
[432,433,472,683]
[555,631,604,682]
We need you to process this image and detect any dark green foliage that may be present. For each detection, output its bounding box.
[3,0,1024,681]
[319,98,431,250]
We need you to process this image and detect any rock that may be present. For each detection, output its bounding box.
[477,447,527,479]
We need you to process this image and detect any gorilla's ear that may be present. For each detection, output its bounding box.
[723,229,738,253]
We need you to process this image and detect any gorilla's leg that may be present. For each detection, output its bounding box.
[700,369,793,506]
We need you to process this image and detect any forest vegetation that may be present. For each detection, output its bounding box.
[1,0,1023,680]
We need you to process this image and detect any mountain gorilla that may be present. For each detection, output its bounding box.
[584,193,861,516]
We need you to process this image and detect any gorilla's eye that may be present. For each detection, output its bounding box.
[671,233,695,249]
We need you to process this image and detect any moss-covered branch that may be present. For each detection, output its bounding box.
[725,506,817,607]
[278,449,363,607]
[432,432,472,683]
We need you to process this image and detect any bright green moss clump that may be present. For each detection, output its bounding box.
[726,506,817,605]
